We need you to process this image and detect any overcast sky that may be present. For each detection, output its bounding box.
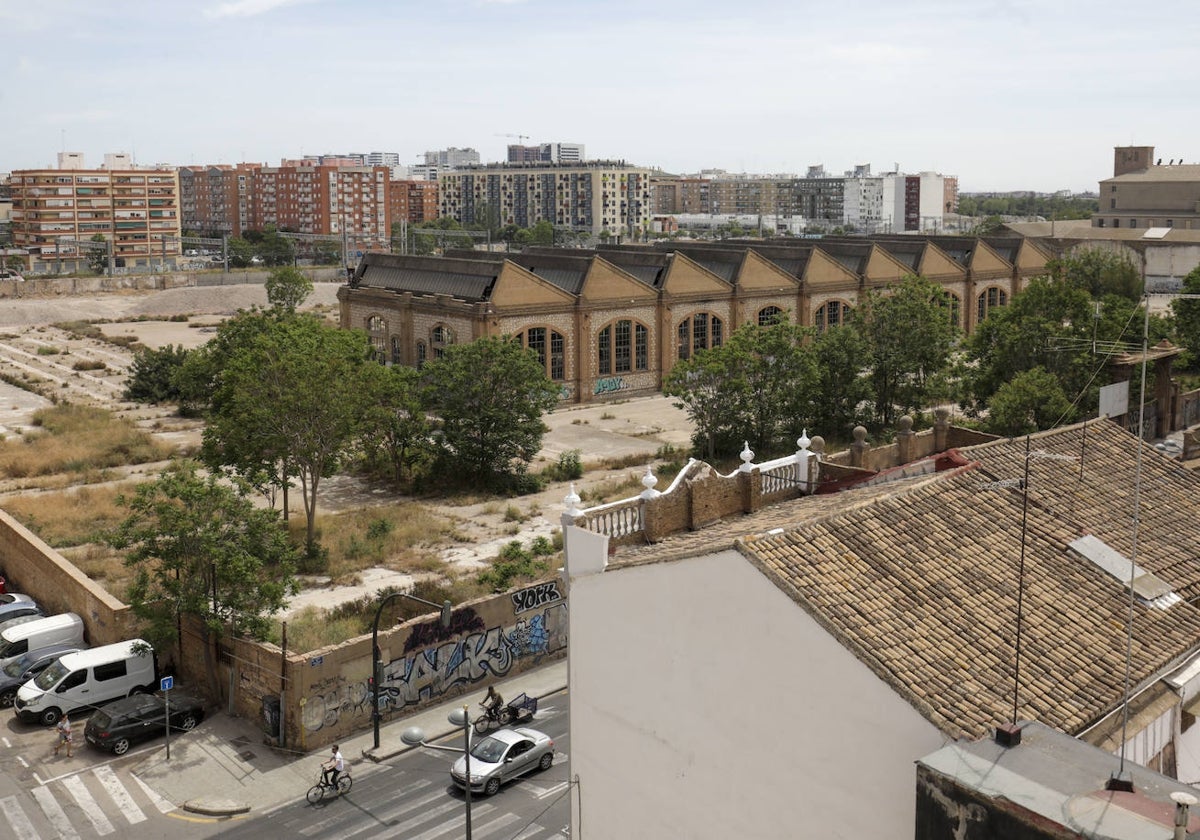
[3,0,1195,192]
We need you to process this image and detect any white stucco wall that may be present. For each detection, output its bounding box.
[567,548,946,839]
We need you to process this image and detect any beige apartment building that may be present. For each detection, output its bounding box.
[438,161,652,237]
[1094,145,1200,231]
[9,154,182,272]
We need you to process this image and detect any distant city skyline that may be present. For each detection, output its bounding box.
[3,0,1197,193]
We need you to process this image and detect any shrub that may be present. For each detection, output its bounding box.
[72,360,107,372]
[542,449,583,482]
[477,540,551,592]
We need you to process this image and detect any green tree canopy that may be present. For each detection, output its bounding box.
[811,325,873,438]
[1050,248,1142,301]
[986,367,1077,437]
[358,362,434,485]
[855,274,958,426]
[421,336,561,490]
[124,344,192,404]
[1171,266,1200,368]
[264,265,313,312]
[107,461,298,696]
[87,234,109,274]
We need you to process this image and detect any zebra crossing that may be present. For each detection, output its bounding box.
[1,766,174,840]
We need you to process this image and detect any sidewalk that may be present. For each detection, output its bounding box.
[130,659,568,817]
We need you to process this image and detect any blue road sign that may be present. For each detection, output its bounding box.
[160,676,174,691]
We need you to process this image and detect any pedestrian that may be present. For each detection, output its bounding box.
[54,713,73,757]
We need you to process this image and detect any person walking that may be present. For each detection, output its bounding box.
[54,713,73,757]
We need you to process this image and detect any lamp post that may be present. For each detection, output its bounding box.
[401,707,474,840]
[370,592,452,750]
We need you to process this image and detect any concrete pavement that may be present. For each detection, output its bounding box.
[130,658,567,818]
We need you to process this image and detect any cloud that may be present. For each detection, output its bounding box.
[204,0,316,19]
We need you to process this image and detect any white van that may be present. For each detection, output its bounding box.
[14,639,156,725]
[0,614,85,670]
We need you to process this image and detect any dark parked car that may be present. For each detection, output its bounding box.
[84,693,206,755]
[0,644,84,708]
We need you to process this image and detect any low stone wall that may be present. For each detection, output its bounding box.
[0,266,345,299]
[0,510,131,645]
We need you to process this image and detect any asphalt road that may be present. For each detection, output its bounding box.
[213,690,571,840]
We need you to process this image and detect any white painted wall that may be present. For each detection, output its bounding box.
[567,547,946,839]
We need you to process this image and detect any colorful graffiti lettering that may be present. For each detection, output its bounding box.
[594,377,627,395]
[511,581,562,614]
[404,608,485,654]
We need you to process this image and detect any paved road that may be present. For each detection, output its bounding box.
[215,691,571,840]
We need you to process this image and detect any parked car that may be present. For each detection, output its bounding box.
[15,639,156,725]
[0,644,85,708]
[450,727,555,796]
[84,692,205,755]
[0,594,41,623]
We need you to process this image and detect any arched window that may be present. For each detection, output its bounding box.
[676,313,724,360]
[520,327,566,381]
[758,306,784,326]
[416,340,427,369]
[431,325,454,359]
[976,287,1007,323]
[366,315,387,362]
[597,319,649,375]
[944,292,962,330]
[814,300,852,332]
[390,336,401,365]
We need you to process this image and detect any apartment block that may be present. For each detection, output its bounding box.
[423,147,480,168]
[253,162,390,248]
[178,163,259,237]
[507,143,586,164]
[388,180,439,224]
[10,153,182,272]
[1094,145,1200,230]
[439,161,652,236]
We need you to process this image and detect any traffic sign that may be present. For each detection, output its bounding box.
[160,676,174,691]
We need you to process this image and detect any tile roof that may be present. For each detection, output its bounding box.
[354,253,500,302]
[725,421,1200,741]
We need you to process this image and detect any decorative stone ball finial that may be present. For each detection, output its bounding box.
[640,466,660,498]
[797,429,811,453]
[898,415,913,433]
[563,484,582,515]
[739,441,755,472]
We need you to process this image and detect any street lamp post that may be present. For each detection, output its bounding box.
[370,592,452,750]
[401,707,474,840]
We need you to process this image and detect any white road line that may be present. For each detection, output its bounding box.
[32,785,82,840]
[466,812,522,839]
[16,755,29,767]
[131,773,176,814]
[359,798,474,840]
[32,772,45,786]
[510,825,547,840]
[0,794,41,840]
[536,781,569,800]
[334,781,443,839]
[62,773,116,836]
[93,765,148,824]
[2,736,11,747]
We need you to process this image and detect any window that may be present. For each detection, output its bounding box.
[814,301,852,332]
[390,336,401,365]
[1111,199,1116,209]
[58,670,86,692]
[366,315,386,361]
[94,660,128,681]
[520,327,566,380]
[597,319,649,375]
[1129,218,1136,228]
[758,306,784,326]
[1113,219,1120,228]
[677,313,724,360]
[431,325,454,359]
[1167,220,1174,228]
[945,293,962,329]
[977,287,1008,322]
[1098,219,1105,227]
[416,341,427,369]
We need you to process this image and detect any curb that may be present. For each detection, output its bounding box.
[182,798,251,817]
[363,683,567,764]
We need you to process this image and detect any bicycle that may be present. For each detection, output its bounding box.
[306,768,353,804]
[473,702,514,734]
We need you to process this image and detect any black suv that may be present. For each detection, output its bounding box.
[84,693,206,755]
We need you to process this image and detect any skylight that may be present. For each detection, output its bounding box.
[1069,534,1180,609]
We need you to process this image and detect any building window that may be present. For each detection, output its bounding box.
[520,326,566,381]
[677,313,724,360]
[814,300,852,332]
[1113,219,1120,228]
[1098,219,1105,227]
[416,340,427,369]
[366,315,386,362]
[597,319,648,375]
[945,293,962,330]
[1129,218,1136,228]
[1167,220,1174,227]
[431,325,454,359]
[1110,198,1116,209]
[977,287,1008,323]
[758,306,784,326]
[390,336,401,365]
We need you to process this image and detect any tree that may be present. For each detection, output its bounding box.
[87,234,109,274]
[986,367,1076,437]
[107,461,298,698]
[421,336,561,490]
[811,325,873,438]
[264,265,313,312]
[205,315,377,553]
[1050,248,1142,301]
[1171,266,1200,368]
[359,362,434,485]
[663,345,743,460]
[124,344,192,404]
[228,236,255,268]
[855,275,958,426]
[257,226,296,267]
[529,220,555,246]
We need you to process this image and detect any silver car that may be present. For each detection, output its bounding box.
[450,727,555,796]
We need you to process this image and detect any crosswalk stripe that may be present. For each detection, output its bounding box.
[131,773,176,814]
[360,798,482,840]
[331,780,442,839]
[345,789,458,840]
[468,811,522,839]
[510,825,546,840]
[31,786,81,840]
[0,795,41,840]
[93,765,147,824]
[62,774,115,836]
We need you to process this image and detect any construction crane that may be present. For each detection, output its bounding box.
[495,133,531,143]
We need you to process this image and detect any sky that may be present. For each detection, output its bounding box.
[2,0,1197,193]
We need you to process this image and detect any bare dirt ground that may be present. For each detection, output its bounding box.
[0,282,694,615]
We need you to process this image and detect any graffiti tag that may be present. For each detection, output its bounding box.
[594,377,627,395]
[511,581,562,614]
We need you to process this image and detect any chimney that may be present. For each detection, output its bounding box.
[1114,145,1155,177]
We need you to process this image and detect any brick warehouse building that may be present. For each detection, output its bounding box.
[338,235,1052,404]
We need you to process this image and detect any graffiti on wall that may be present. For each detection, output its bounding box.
[511,581,561,614]
[301,596,566,734]
[593,377,627,395]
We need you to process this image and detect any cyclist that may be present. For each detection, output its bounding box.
[322,744,345,789]
[482,686,504,722]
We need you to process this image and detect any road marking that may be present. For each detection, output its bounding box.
[63,773,116,836]
[32,785,82,840]
[0,795,41,840]
[16,755,28,767]
[536,781,569,800]
[2,736,10,747]
[32,772,44,785]
[510,825,546,840]
[131,772,176,813]
[468,812,522,839]
[94,765,148,824]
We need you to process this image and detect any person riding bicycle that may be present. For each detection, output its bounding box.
[322,744,345,788]
[482,686,504,722]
